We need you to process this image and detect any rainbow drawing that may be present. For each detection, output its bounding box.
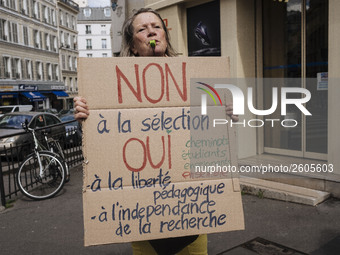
[196,82,223,106]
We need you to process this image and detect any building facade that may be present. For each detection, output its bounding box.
[57,0,79,110]
[0,0,79,112]
[77,6,112,58]
[122,0,339,196]
[72,0,88,8]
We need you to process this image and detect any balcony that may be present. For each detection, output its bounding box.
[58,0,79,12]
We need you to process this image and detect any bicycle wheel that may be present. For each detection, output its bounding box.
[17,151,66,200]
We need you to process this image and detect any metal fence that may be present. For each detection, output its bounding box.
[0,123,83,207]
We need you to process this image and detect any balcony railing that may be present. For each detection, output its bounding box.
[58,0,79,12]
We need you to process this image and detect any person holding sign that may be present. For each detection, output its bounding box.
[74,8,237,255]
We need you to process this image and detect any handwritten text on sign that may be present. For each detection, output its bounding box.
[80,57,244,246]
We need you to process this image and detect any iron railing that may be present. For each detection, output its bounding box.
[0,122,83,206]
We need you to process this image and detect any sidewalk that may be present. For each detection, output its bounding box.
[0,165,339,255]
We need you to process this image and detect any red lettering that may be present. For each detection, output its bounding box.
[143,63,164,104]
[117,65,142,103]
[146,136,165,168]
[117,62,187,104]
[123,135,172,172]
[123,138,146,172]
[165,62,187,102]
[167,135,172,169]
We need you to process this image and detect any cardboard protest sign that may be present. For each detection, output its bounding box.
[78,57,244,246]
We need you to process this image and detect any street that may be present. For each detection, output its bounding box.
[0,165,339,255]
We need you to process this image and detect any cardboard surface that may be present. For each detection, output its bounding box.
[79,57,244,246]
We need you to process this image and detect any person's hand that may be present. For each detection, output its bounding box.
[74,96,89,121]
[226,103,239,122]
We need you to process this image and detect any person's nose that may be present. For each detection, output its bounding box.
[147,27,157,37]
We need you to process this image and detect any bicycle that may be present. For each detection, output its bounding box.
[16,122,70,200]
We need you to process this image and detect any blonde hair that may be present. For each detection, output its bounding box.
[120,8,177,57]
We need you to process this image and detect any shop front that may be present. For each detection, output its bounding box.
[0,83,69,113]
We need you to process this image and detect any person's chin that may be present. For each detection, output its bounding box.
[154,49,166,56]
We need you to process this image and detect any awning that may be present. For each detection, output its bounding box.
[21,92,46,102]
[52,91,69,97]
[0,92,18,99]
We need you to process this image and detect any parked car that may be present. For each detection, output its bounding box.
[0,112,65,159]
[58,109,75,116]
[60,114,82,147]
[0,105,33,117]
[37,108,58,114]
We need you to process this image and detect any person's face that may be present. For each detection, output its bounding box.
[131,12,167,56]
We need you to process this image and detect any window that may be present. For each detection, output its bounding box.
[101,25,106,34]
[73,57,77,71]
[7,21,12,41]
[50,34,54,51]
[0,19,6,41]
[43,5,47,22]
[68,56,72,70]
[66,13,69,27]
[104,8,110,17]
[66,33,70,48]
[34,115,45,128]
[262,0,329,156]
[8,0,16,10]
[39,31,43,48]
[60,31,64,47]
[45,33,50,50]
[45,114,60,126]
[85,25,91,34]
[63,77,67,90]
[55,64,59,80]
[36,61,43,80]
[86,39,92,49]
[101,39,107,49]
[12,23,18,43]
[46,63,52,80]
[73,36,77,50]
[52,9,56,25]
[22,0,28,15]
[87,54,92,57]
[34,29,40,48]
[102,53,107,57]
[25,59,32,79]
[62,55,65,69]
[48,7,51,24]
[84,8,91,17]
[53,36,57,51]
[9,58,20,79]
[60,10,63,25]
[33,1,40,19]
[23,26,29,45]
[3,56,10,78]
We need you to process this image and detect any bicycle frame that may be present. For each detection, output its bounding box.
[25,125,69,179]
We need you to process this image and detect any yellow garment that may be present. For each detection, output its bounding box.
[131,234,208,255]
